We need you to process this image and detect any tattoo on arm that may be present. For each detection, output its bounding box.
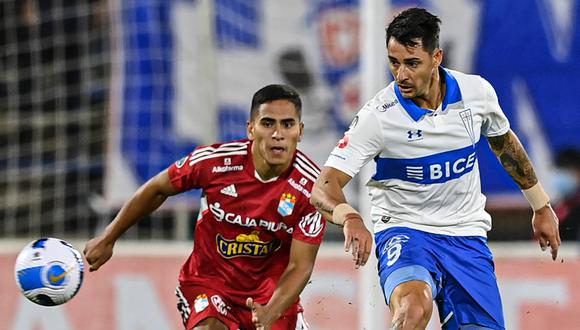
[314,202,333,222]
[314,202,333,215]
[487,130,538,189]
[313,180,335,217]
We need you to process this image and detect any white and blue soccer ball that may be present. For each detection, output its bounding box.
[14,238,84,306]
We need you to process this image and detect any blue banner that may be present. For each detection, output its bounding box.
[112,0,579,201]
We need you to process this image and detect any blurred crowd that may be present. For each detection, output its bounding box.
[554,148,580,241]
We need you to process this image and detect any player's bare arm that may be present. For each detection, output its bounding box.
[488,129,561,260]
[310,167,351,221]
[246,239,319,329]
[84,169,179,271]
[311,167,373,268]
[487,129,537,189]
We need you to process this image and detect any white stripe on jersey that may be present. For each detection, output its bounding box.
[175,286,191,326]
[294,163,318,183]
[194,141,248,152]
[296,153,320,176]
[294,154,320,183]
[197,193,208,221]
[296,312,311,330]
[189,150,248,166]
[189,142,249,162]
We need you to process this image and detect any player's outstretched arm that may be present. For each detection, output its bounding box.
[246,239,320,330]
[488,129,561,260]
[310,166,373,268]
[83,169,179,271]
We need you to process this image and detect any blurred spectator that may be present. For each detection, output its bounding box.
[277,47,339,165]
[554,148,580,241]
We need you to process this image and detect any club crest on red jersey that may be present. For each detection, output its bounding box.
[277,193,296,216]
[193,294,209,313]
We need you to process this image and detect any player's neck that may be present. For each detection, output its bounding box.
[414,68,445,110]
[254,163,287,181]
[252,152,290,181]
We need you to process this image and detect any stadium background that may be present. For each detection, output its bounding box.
[1,0,579,329]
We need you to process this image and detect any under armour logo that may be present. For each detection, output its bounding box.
[407,130,423,141]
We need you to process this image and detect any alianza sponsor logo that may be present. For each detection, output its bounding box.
[212,165,244,173]
[288,178,311,198]
[209,202,294,234]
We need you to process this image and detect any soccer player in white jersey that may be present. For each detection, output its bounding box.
[310,7,560,330]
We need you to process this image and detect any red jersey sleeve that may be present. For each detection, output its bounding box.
[293,204,326,244]
[167,148,204,192]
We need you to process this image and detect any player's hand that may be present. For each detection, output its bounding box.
[343,214,373,269]
[531,204,561,261]
[83,235,115,272]
[246,298,276,330]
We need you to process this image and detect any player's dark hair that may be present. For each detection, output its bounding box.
[250,84,302,120]
[386,7,441,54]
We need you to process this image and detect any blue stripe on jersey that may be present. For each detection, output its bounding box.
[395,67,463,122]
[373,143,479,184]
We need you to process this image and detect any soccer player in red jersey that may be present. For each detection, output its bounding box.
[84,84,326,330]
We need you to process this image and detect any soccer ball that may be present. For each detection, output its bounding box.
[14,238,84,306]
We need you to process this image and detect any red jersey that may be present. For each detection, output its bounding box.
[168,139,326,307]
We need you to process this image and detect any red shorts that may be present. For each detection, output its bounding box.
[175,284,309,330]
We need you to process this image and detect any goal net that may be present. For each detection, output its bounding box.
[0,0,110,238]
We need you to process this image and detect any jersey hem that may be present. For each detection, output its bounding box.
[322,162,357,178]
[373,222,488,237]
[483,124,510,137]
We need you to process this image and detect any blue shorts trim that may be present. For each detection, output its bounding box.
[460,325,497,330]
[383,265,437,305]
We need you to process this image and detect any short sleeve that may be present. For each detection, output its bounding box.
[292,205,326,244]
[167,149,203,192]
[480,77,510,137]
[323,107,383,177]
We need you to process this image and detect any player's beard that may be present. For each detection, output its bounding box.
[265,146,292,167]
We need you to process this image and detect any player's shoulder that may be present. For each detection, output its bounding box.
[362,84,399,114]
[189,139,250,167]
[291,150,321,185]
[445,68,492,97]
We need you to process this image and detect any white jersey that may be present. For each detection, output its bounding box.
[325,68,510,236]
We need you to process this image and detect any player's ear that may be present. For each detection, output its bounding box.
[247,120,255,141]
[433,48,443,67]
[298,122,304,142]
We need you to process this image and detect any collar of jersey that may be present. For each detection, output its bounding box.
[394,67,462,122]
